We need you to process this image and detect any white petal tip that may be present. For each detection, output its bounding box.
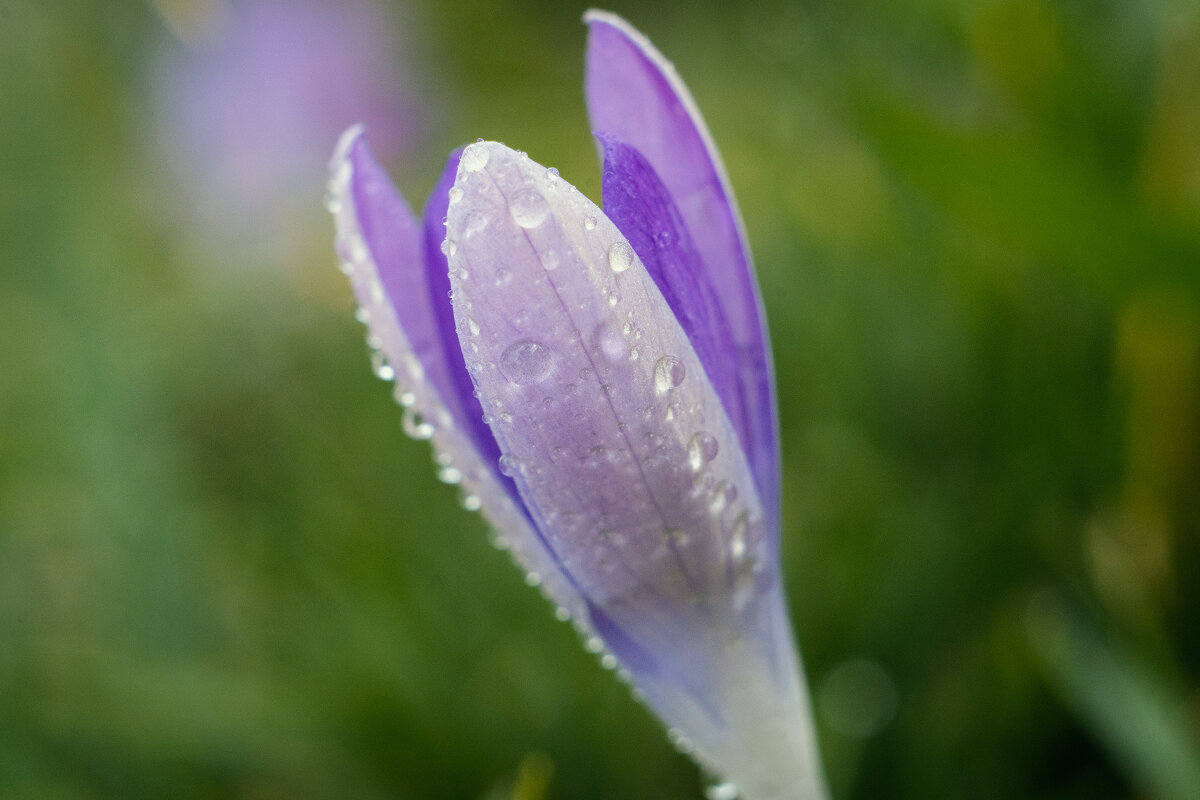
[330,123,367,171]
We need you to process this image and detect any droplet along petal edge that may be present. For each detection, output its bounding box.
[328,126,591,631]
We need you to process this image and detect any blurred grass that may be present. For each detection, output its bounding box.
[1,0,1198,798]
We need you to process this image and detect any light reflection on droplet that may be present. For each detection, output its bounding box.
[653,355,686,394]
[499,340,554,385]
[460,143,490,172]
[687,431,719,472]
[401,408,434,440]
[608,240,635,273]
[509,188,549,228]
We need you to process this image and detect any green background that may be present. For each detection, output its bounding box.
[2,0,1199,797]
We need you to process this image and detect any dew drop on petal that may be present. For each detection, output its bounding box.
[729,511,749,560]
[584,215,597,231]
[466,317,481,336]
[499,339,554,385]
[370,351,394,381]
[401,408,434,440]
[593,322,626,360]
[653,355,686,394]
[539,249,560,271]
[460,143,490,172]
[463,210,488,238]
[436,465,462,485]
[687,431,719,472]
[497,454,519,476]
[447,185,464,203]
[708,480,738,515]
[440,238,457,256]
[608,240,635,273]
[706,783,740,800]
[509,188,549,228]
[668,728,695,755]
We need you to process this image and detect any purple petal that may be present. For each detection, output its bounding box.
[585,11,779,524]
[421,148,507,478]
[445,142,821,795]
[597,134,753,521]
[328,127,589,628]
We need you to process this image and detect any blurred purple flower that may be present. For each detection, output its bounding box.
[328,11,826,799]
[155,0,418,262]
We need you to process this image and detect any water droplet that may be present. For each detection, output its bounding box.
[708,481,738,515]
[509,188,549,228]
[593,322,626,360]
[545,166,560,184]
[447,185,464,203]
[608,240,635,273]
[584,216,597,231]
[653,355,686,394]
[460,143,489,172]
[460,493,482,511]
[370,351,395,381]
[667,728,695,755]
[554,606,571,622]
[525,572,542,587]
[397,389,416,407]
[466,317,481,336]
[687,432,719,472]
[440,238,457,256]
[706,782,740,800]
[402,408,434,440]
[729,512,749,560]
[499,340,554,385]
[584,636,604,653]
[463,210,488,238]
[354,306,370,324]
[539,249,560,271]
[497,454,519,476]
[436,465,462,485]
[628,347,639,362]
[600,653,618,670]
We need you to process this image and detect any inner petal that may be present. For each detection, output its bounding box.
[444,142,773,684]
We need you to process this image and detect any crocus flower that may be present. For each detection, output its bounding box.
[328,11,827,800]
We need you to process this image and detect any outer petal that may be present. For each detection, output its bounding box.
[585,11,779,525]
[445,141,823,799]
[328,127,590,629]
